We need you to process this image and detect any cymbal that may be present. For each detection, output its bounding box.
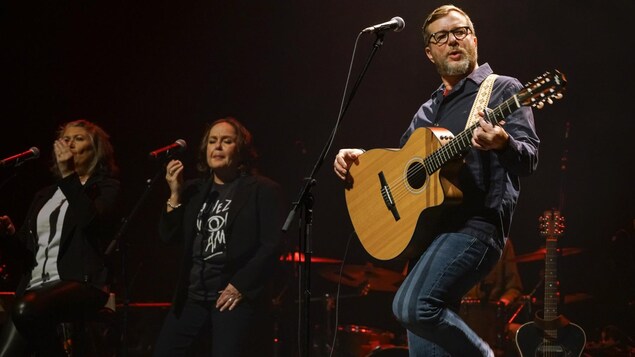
[319,263,404,292]
[280,252,342,264]
[510,247,584,263]
[533,292,594,305]
[563,292,594,304]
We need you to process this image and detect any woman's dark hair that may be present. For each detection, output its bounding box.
[50,119,119,178]
[196,117,258,174]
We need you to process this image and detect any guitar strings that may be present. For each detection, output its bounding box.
[385,70,561,199]
[383,96,518,202]
[383,124,476,201]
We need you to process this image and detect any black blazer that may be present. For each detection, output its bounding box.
[159,174,285,314]
[13,173,120,296]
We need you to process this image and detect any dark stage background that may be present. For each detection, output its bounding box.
[2,0,634,355]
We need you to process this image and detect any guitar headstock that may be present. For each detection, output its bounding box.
[539,209,565,238]
[518,70,567,109]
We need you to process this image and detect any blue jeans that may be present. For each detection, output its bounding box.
[392,233,501,357]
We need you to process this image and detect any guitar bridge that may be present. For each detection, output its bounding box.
[378,171,400,221]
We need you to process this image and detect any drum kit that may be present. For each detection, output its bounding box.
[276,244,590,357]
[276,253,408,357]
[318,263,405,293]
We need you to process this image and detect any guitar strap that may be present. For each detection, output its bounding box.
[465,73,498,129]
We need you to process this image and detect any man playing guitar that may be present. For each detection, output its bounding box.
[334,4,542,356]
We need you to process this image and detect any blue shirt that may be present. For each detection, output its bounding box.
[400,64,540,249]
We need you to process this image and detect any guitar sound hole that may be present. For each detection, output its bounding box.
[406,162,427,190]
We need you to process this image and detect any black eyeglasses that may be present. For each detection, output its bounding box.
[428,26,471,45]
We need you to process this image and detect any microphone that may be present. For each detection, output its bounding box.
[148,139,187,160]
[0,147,40,167]
[362,16,405,34]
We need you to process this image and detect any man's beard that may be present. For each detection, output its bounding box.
[436,47,477,76]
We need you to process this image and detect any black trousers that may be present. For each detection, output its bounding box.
[153,298,271,357]
[0,280,108,357]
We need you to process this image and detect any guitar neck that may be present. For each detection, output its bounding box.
[424,94,522,174]
[539,209,565,340]
[544,235,559,321]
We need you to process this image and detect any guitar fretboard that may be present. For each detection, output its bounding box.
[423,94,522,174]
[543,235,560,341]
[540,209,565,341]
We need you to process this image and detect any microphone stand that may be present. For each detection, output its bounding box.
[0,171,19,193]
[105,167,164,357]
[528,119,571,326]
[0,159,32,192]
[557,121,570,307]
[558,121,570,213]
[281,32,386,357]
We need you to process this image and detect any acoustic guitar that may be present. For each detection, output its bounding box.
[514,209,586,356]
[344,70,567,260]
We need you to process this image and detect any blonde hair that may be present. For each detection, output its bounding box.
[51,119,119,178]
[421,5,476,45]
